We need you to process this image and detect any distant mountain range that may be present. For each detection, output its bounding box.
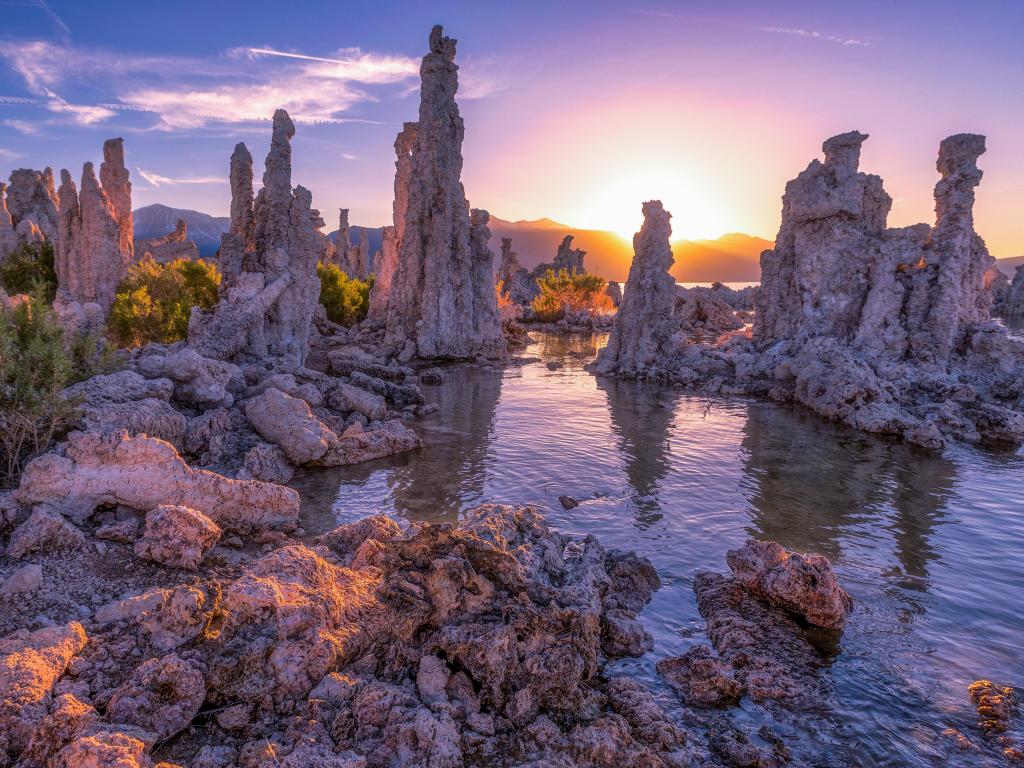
[996,256,1024,276]
[134,204,230,256]
[133,204,1022,283]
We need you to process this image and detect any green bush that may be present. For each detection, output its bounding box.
[108,257,220,347]
[0,291,77,488]
[318,262,373,326]
[530,268,611,322]
[0,241,58,301]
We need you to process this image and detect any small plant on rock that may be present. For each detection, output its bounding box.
[530,268,612,322]
[318,262,374,326]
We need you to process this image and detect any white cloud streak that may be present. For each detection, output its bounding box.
[0,37,503,133]
[135,168,223,188]
[0,148,23,159]
[759,26,871,47]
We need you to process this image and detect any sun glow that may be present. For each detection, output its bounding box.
[566,169,738,242]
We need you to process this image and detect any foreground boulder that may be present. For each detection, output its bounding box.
[15,430,298,533]
[134,505,222,570]
[1,505,704,767]
[0,622,87,759]
[726,539,852,630]
[245,387,421,467]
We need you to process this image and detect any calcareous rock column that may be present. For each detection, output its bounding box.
[384,26,504,359]
[100,138,133,261]
[595,200,679,377]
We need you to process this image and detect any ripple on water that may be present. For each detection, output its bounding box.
[292,332,1024,767]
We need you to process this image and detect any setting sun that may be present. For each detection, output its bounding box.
[569,168,737,241]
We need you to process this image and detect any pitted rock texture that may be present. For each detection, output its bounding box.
[15,430,298,533]
[726,538,853,630]
[0,622,87,759]
[595,201,679,377]
[0,504,715,767]
[693,571,831,708]
[384,27,505,360]
[189,110,323,367]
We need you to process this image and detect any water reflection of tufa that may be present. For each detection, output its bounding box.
[597,376,683,529]
[739,402,955,592]
[387,365,503,523]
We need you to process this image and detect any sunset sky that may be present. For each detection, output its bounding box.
[1,0,1022,255]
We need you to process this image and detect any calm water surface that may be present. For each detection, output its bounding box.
[293,333,1024,767]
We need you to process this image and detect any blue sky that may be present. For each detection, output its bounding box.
[1,0,1022,253]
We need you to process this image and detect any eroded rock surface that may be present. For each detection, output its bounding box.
[134,505,222,571]
[383,27,505,360]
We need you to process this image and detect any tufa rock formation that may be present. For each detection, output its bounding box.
[99,138,134,261]
[0,184,18,260]
[189,110,323,368]
[54,162,131,319]
[591,133,1024,448]
[5,168,59,246]
[595,201,679,377]
[496,237,533,306]
[757,131,995,367]
[367,123,416,323]
[999,265,1024,317]
[368,225,398,321]
[134,218,200,263]
[384,27,505,360]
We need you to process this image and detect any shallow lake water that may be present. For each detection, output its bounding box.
[293,332,1024,767]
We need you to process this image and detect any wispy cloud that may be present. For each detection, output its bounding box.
[0,39,431,131]
[0,148,23,160]
[1,118,40,135]
[758,26,871,47]
[341,153,358,161]
[135,168,223,187]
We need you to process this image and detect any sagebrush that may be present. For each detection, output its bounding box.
[318,262,374,326]
[108,257,220,346]
[530,268,612,322]
[0,241,58,301]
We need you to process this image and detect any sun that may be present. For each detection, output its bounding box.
[568,169,736,242]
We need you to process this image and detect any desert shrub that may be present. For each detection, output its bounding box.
[318,262,374,326]
[530,268,613,322]
[108,257,220,347]
[0,291,77,488]
[0,241,58,301]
